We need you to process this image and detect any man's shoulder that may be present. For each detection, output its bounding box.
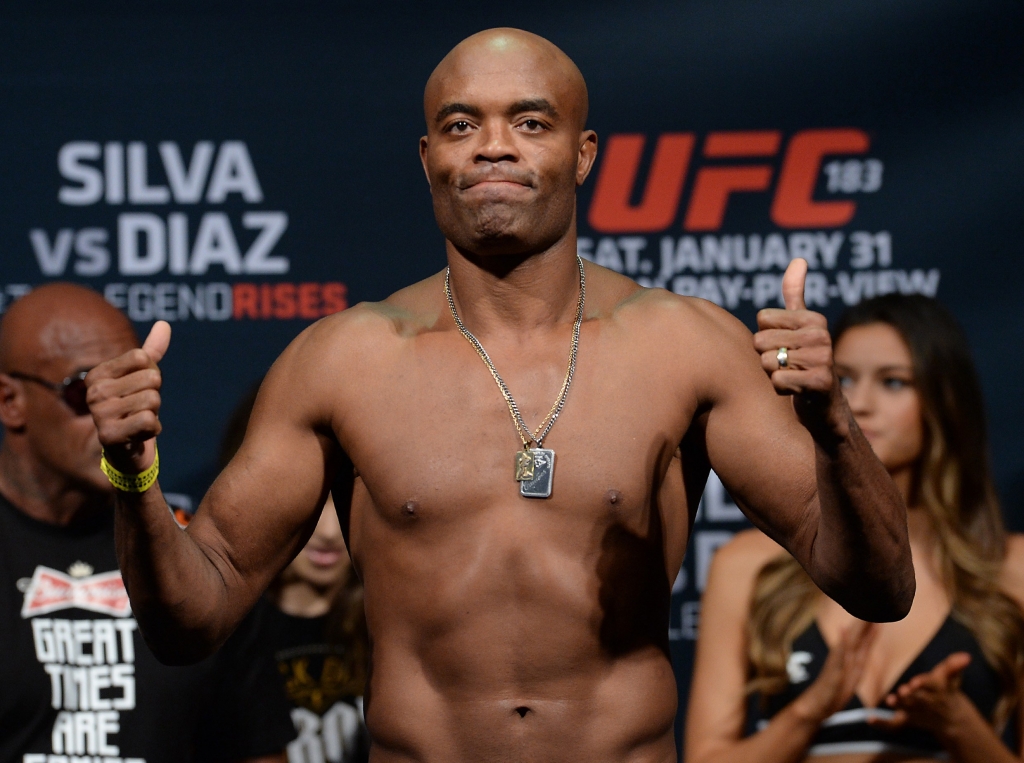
[598,270,752,346]
[286,273,446,360]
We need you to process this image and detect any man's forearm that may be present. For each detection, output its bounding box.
[114,483,237,664]
[807,403,914,621]
[751,262,914,621]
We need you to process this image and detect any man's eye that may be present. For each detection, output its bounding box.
[449,120,471,133]
[521,119,544,131]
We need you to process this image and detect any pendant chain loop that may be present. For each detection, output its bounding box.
[445,256,585,449]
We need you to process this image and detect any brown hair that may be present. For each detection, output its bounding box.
[746,294,1024,729]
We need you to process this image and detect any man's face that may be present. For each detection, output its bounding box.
[420,45,596,256]
[11,318,137,493]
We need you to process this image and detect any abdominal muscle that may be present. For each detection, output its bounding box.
[364,636,678,763]
[355,509,680,763]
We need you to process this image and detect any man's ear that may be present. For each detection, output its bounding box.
[576,130,598,186]
[419,136,432,188]
[0,373,27,430]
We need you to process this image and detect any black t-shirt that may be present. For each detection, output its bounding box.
[0,490,293,763]
[257,603,369,763]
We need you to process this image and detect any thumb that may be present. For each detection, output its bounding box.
[141,320,172,363]
[782,258,808,310]
[940,652,972,683]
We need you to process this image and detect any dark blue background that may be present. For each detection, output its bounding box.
[2,1,1022,752]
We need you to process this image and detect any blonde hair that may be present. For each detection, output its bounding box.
[746,295,1024,730]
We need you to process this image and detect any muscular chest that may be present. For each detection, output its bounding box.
[337,327,696,535]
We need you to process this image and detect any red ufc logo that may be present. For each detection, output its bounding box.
[587,129,871,233]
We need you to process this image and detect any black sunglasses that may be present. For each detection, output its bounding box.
[7,370,91,416]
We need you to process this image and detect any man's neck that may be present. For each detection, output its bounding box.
[0,444,104,526]
[445,233,582,339]
[267,576,344,619]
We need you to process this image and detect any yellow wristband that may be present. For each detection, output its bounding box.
[101,445,160,493]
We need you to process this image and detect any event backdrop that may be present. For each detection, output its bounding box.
[2,0,1022,750]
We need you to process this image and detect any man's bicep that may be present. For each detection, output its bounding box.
[700,321,818,553]
[188,344,343,598]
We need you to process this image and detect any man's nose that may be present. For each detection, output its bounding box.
[475,119,519,163]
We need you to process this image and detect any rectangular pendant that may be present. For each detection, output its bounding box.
[514,449,536,481]
[519,448,555,499]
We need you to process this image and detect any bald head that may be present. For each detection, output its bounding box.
[0,284,139,511]
[425,28,589,132]
[419,29,598,256]
[0,283,136,374]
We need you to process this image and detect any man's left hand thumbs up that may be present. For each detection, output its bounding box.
[753,258,835,397]
[782,256,809,311]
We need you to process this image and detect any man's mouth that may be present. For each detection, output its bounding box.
[458,171,535,191]
[469,179,527,188]
[459,180,534,201]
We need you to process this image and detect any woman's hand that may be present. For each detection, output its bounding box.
[791,621,877,724]
[868,652,973,736]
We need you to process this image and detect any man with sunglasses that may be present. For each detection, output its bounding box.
[5,371,90,413]
[0,283,292,763]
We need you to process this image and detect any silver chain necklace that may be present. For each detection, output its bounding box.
[445,256,585,498]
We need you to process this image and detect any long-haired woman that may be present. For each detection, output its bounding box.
[685,293,1024,763]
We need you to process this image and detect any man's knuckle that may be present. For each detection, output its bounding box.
[809,348,830,365]
[804,327,828,344]
[98,422,118,443]
[102,377,125,397]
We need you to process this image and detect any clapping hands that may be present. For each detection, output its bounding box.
[868,652,973,736]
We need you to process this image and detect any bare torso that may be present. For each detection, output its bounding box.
[87,28,913,763]
[333,268,704,761]
[94,256,911,761]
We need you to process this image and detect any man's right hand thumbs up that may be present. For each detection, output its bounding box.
[142,319,171,364]
[86,320,171,474]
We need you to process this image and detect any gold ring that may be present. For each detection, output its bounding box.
[777,347,789,368]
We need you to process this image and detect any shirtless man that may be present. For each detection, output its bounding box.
[85,28,914,763]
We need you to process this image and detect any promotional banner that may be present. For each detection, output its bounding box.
[2,0,1022,751]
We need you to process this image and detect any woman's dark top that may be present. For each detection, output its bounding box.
[745,615,1001,758]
